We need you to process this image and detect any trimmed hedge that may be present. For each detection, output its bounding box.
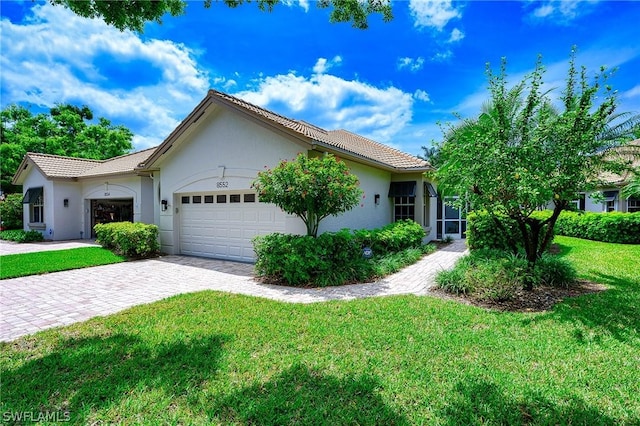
[253,220,427,287]
[0,229,44,243]
[466,211,552,252]
[532,210,640,244]
[352,219,426,256]
[94,222,160,258]
[467,210,640,249]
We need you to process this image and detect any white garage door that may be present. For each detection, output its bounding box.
[179,192,286,262]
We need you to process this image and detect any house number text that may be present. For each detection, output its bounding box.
[216,181,229,188]
[104,192,110,196]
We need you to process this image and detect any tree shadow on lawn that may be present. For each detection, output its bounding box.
[208,363,408,425]
[1,333,228,423]
[523,272,640,344]
[439,376,625,425]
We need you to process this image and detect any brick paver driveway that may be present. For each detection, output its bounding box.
[0,240,467,342]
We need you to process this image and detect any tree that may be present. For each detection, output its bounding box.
[49,0,393,32]
[436,50,638,289]
[1,104,134,192]
[252,153,362,237]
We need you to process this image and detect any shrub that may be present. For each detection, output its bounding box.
[0,229,44,243]
[436,249,577,300]
[253,222,433,287]
[94,222,159,258]
[535,253,577,288]
[435,267,470,295]
[0,193,24,230]
[253,230,373,286]
[531,210,640,244]
[465,211,520,252]
[353,220,425,256]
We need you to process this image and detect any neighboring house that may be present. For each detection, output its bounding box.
[578,139,640,213]
[13,90,445,261]
[12,149,157,240]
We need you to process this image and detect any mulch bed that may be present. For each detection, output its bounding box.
[429,280,608,313]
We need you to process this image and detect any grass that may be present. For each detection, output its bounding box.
[1,236,638,424]
[0,247,126,279]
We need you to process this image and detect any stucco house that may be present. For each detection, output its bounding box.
[574,139,640,213]
[13,90,451,262]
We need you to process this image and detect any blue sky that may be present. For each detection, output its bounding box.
[1,1,639,157]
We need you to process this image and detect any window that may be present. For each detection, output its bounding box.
[217,195,227,203]
[603,190,618,212]
[192,196,202,204]
[570,193,586,211]
[230,194,241,203]
[244,193,256,203]
[628,197,640,213]
[22,187,44,224]
[394,196,415,221]
[204,195,214,204]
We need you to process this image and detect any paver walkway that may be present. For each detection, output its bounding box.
[0,240,467,342]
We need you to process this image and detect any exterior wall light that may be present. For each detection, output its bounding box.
[161,199,168,211]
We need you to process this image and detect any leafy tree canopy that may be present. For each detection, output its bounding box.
[1,104,134,192]
[252,153,362,237]
[49,0,393,32]
[436,48,639,288]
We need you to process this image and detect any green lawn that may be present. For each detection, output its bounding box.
[0,247,126,279]
[1,237,638,425]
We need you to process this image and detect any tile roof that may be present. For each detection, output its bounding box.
[21,148,157,180]
[209,90,430,170]
[600,139,640,185]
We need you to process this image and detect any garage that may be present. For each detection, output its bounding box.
[179,191,287,262]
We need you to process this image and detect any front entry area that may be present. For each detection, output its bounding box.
[178,192,287,262]
[91,199,134,236]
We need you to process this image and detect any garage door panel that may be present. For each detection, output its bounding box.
[180,193,286,262]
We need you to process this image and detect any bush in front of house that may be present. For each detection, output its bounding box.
[253,230,374,286]
[465,211,524,252]
[0,229,44,243]
[435,249,576,301]
[532,210,640,244]
[352,219,425,256]
[0,193,24,230]
[94,222,160,258]
[254,220,430,287]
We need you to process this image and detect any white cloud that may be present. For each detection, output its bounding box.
[431,50,453,62]
[235,60,415,143]
[413,89,431,103]
[409,0,462,30]
[398,56,425,72]
[448,28,465,43]
[281,0,310,12]
[528,0,602,23]
[620,84,640,101]
[451,46,640,119]
[313,56,342,74]
[0,3,210,150]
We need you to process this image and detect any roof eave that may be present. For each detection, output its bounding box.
[310,141,432,174]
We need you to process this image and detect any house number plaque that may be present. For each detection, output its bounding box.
[216,181,229,188]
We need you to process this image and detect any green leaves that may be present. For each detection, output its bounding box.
[1,103,134,192]
[50,0,392,33]
[436,49,639,265]
[252,154,362,237]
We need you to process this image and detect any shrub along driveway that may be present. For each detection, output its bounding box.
[0,240,467,342]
